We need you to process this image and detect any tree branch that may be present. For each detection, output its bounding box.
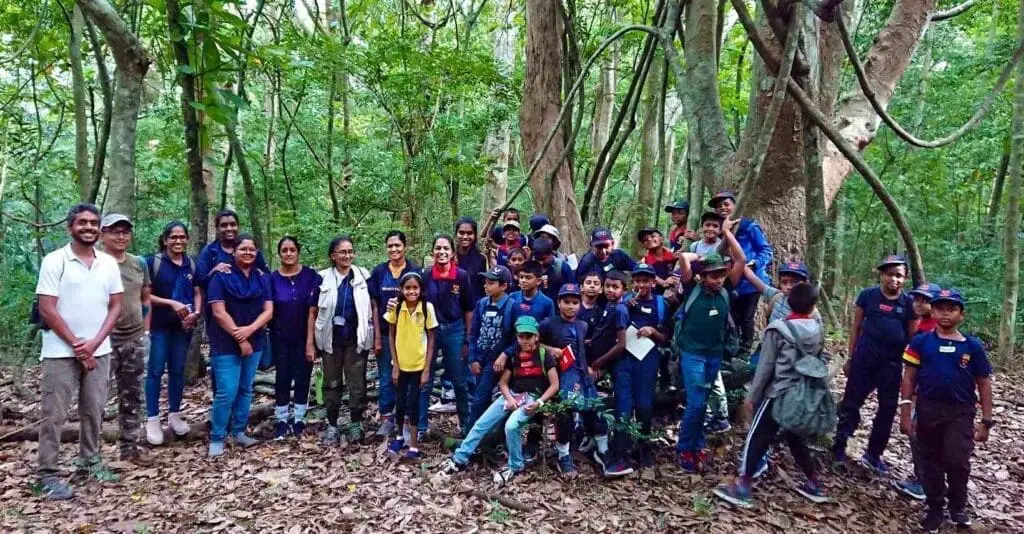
[930,0,979,21]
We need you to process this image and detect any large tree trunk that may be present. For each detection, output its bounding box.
[480,4,516,221]
[520,0,586,253]
[76,0,149,218]
[69,5,91,202]
[584,3,618,227]
[998,5,1024,363]
[631,58,662,257]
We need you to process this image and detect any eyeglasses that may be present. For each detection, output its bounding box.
[103,228,131,236]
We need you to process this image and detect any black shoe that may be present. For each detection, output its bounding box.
[949,509,972,528]
[921,508,944,534]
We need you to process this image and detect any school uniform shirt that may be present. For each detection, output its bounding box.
[510,290,556,323]
[206,268,272,356]
[539,316,589,373]
[112,253,150,345]
[577,300,603,342]
[385,301,439,372]
[668,226,688,251]
[456,246,487,303]
[629,295,666,333]
[589,299,630,366]
[643,248,677,294]
[195,240,270,291]
[147,253,198,332]
[854,287,916,361]
[689,238,722,257]
[576,249,638,280]
[505,348,558,396]
[676,282,730,356]
[468,295,515,364]
[538,259,575,301]
[424,265,474,325]
[763,285,822,324]
[903,331,992,405]
[368,260,420,333]
[269,267,321,345]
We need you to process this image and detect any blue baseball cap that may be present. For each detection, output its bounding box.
[930,288,965,309]
[590,227,615,247]
[479,265,513,286]
[636,226,662,242]
[778,261,809,281]
[557,283,582,299]
[631,263,657,278]
[877,254,908,271]
[528,214,550,232]
[531,237,555,256]
[909,282,941,300]
[708,190,737,208]
[664,199,690,213]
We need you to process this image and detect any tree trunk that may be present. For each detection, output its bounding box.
[227,123,264,247]
[85,20,112,202]
[985,139,1010,239]
[69,5,92,202]
[584,3,618,227]
[998,4,1024,363]
[632,57,662,257]
[480,4,516,221]
[520,0,586,253]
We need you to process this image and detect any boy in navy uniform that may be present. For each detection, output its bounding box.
[467,266,516,427]
[509,260,555,322]
[832,255,919,474]
[900,289,993,533]
[531,238,574,301]
[577,228,638,280]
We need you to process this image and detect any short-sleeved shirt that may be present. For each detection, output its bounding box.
[195,240,269,291]
[425,266,474,324]
[628,295,665,332]
[369,260,419,333]
[903,331,991,404]
[643,249,678,293]
[206,268,272,356]
[590,300,629,362]
[539,316,589,373]
[269,267,321,345]
[147,253,198,332]
[36,245,124,359]
[577,301,602,341]
[855,287,916,361]
[112,253,150,345]
[576,249,638,280]
[456,246,487,303]
[505,348,557,395]
[510,290,556,323]
[385,301,439,372]
[689,238,722,257]
[676,282,730,356]
[763,285,822,324]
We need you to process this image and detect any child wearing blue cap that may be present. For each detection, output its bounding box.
[664,200,696,251]
[832,255,920,475]
[900,289,993,533]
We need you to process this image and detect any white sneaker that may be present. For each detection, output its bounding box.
[146,417,164,446]
[428,400,457,414]
[168,413,190,436]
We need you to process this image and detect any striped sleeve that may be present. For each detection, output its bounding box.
[902,343,921,366]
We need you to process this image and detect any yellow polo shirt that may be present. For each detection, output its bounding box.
[384,301,438,372]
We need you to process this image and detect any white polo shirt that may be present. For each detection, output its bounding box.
[35,244,124,359]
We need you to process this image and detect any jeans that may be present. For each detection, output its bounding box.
[678,351,723,453]
[453,394,537,472]
[554,368,608,444]
[273,336,313,410]
[210,350,261,442]
[419,321,470,432]
[376,327,396,417]
[468,359,500,428]
[833,355,902,458]
[146,328,191,418]
[395,370,423,438]
[611,351,659,460]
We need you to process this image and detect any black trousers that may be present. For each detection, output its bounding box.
[394,370,422,438]
[833,356,902,458]
[916,399,975,512]
[740,398,816,478]
[273,336,313,408]
[730,292,761,354]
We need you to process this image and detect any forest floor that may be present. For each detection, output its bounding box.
[0,362,1022,534]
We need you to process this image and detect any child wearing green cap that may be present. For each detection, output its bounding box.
[439,315,560,485]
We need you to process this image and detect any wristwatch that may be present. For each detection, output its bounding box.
[981,419,996,430]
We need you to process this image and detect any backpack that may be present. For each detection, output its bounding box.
[30,254,67,330]
[770,320,837,438]
[150,253,197,280]
[671,286,740,358]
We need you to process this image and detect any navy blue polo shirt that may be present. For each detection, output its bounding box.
[855,287,916,361]
[146,253,198,332]
[577,300,603,342]
[590,299,629,362]
[538,259,575,301]
[904,331,991,404]
[425,267,474,324]
[456,247,487,303]
[539,316,588,372]
[368,260,420,333]
[576,249,638,280]
[206,268,272,356]
[510,290,556,322]
[195,240,269,291]
[628,294,665,332]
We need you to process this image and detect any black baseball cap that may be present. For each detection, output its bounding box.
[479,266,513,285]
[636,227,662,242]
[664,199,690,213]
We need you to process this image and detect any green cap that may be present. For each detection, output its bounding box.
[515,315,540,335]
[700,253,729,272]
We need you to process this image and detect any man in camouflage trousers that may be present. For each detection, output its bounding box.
[101,214,156,466]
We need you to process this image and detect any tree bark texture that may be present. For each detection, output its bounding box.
[631,56,662,257]
[69,5,91,202]
[998,2,1024,361]
[480,3,516,221]
[520,0,586,253]
[585,4,619,227]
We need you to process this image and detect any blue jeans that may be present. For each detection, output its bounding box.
[453,394,536,472]
[611,352,659,458]
[376,328,396,417]
[468,359,500,428]
[419,321,470,432]
[678,351,723,453]
[210,350,261,442]
[146,328,191,417]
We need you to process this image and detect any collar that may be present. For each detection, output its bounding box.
[63,243,97,263]
[644,248,675,265]
[489,294,510,308]
[432,263,459,281]
[786,313,813,320]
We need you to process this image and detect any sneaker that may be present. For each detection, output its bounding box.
[589,449,608,471]
[428,400,457,414]
[949,509,972,528]
[209,441,225,458]
[795,479,829,504]
[830,448,848,472]
[146,417,164,446]
[921,508,944,534]
[387,439,407,459]
[895,479,926,501]
[375,418,395,440]
[859,454,890,477]
[274,421,290,440]
[578,437,596,454]
[752,455,770,479]
[123,450,156,468]
[291,421,306,438]
[323,425,341,446]
[676,451,700,474]
[347,422,365,444]
[557,455,578,477]
[168,412,190,436]
[403,449,423,463]
[438,458,466,475]
[36,476,73,501]
[493,467,517,486]
[232,433,259,448]
[713,482,753,509]
[706,417,732,434]
[604,460,634,478]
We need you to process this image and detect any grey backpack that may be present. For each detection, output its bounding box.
[770,320,836,438]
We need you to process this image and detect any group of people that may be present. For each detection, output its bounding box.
[33,195,996,533]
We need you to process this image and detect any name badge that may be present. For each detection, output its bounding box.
[640,306,652,314]
[939,346,956,353]
[709,309,719,317]
[603,263,613,272]
[485,310,498,318]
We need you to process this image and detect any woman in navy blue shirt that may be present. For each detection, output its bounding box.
[144,221,202,446]
[368,230,419,440]
[206,234,273,457]
[421,235,474,435]
[269,237,322,440]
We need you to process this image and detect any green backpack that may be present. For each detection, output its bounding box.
[770,320,836,438]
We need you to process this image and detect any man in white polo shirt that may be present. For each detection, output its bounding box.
[35,203,124,500]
